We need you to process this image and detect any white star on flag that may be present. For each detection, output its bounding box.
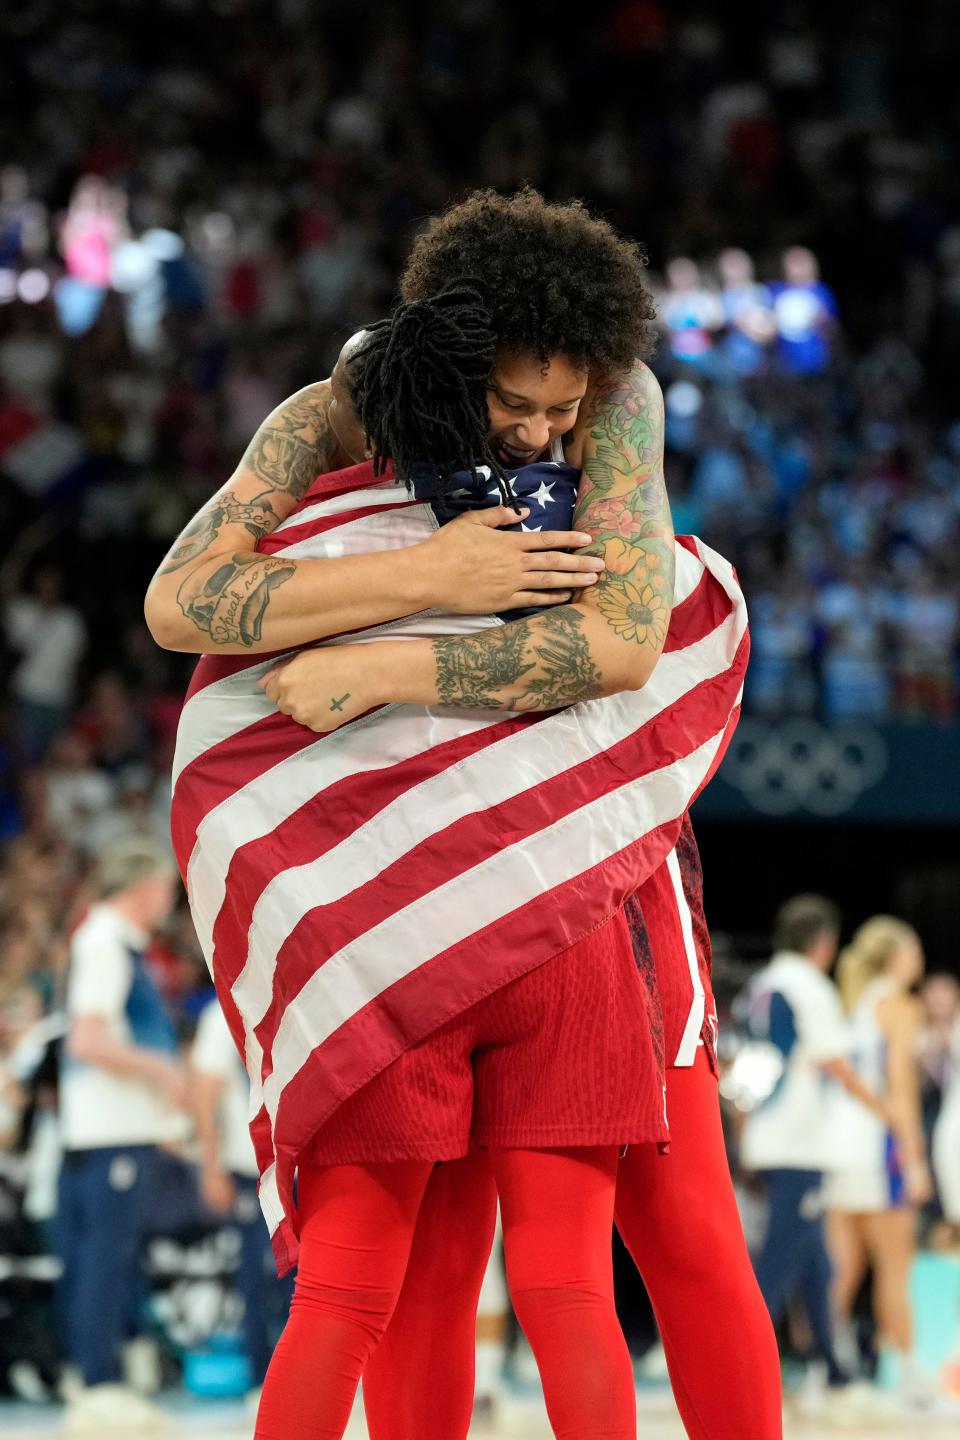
[530,480,555,508]
[520,522,541,532]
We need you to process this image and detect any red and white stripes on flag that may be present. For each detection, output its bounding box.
[170,461,750,1273]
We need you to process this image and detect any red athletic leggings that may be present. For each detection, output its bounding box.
[364,1053,783,1440]
[255,1145,636,1440]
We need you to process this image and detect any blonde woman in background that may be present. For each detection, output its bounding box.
[825,916,934,1410]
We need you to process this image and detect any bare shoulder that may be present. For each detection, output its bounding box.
[585,358,660,407]
[249,378,335,458]
[876,990,922,1036]
[566,360,663,469]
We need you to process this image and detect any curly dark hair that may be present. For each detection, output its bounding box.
[399,187,657,373]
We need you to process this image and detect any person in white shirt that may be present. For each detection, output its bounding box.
[741,895,891,1401]
[191,996,292,1394]
[4,563,87,759]
[58,837,189,1435]
[933,1019,960,1228]
[826,917,936,1408]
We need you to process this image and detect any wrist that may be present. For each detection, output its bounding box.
[371,639,435,706]
[144,1051,174,1083]
[395,544,435,614]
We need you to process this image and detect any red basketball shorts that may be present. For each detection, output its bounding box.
[306,907,669,1165]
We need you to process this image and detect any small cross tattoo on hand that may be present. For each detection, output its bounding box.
[330,693,351,712]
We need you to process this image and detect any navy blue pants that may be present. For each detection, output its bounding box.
[232,1173,293,1387]
[57,1146,157,1386]
[753,1167,845,1385]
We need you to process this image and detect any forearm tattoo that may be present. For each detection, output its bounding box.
[157,383,340,637]
[159,492,279,575]
[433,608,602,711]
[573,363,674,651]
[176,554,296,647]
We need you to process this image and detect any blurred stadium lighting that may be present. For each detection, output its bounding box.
[110,240,159,295]
[16,268,51,304]
[665,380,704,418]
[142,228,186,262]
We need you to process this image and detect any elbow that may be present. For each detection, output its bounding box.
[144,587,190,652]
[603,643,664,697]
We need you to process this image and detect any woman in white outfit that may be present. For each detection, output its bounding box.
[825,916,933,1396]
[932,1014,960,1228]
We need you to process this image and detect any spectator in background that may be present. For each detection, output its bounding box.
[825,918,934,1409]
[717,246,775,376]
[58,837,190,1435]
[919,973,960,1136]
[889,567,958,721]
[817,561,892,721]
[42,731,115,855]
[740,895,893,1419]
[917,973,960,1246]
[2,535,87,761]
[746,574,818,716]
[931,1009,960,1234]
[191,996,292,1405]
[770,246,838,376]
[659,257,724,366]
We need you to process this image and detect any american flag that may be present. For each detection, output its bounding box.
[170,459,749,1273]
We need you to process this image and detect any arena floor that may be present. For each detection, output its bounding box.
[0,1392,950,1438]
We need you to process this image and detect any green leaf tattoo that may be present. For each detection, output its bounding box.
[433,608,602,711]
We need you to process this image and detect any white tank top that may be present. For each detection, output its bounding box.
[826,976,897,1170]
[548,435,566,464]
[847,976,897,1093]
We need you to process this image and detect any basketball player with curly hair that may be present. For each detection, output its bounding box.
[149,189,780,1439]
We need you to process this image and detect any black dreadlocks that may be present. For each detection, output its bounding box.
[346,282,513,500]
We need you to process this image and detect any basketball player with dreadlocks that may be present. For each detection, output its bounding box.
[148,190,780,1439]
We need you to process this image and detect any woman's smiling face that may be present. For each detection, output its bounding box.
[486,353,588,466]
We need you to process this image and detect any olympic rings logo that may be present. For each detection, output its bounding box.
[720,719,889,816]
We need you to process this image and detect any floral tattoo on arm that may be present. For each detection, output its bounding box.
[573,363,673,651]
[428,365,670,714]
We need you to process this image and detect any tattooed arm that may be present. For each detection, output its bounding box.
[145,379,443,654]
[145,372,604,655]
[261,363,672,726]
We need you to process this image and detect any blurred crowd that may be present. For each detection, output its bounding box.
[1,0,960,1419]
[2,841,959,1418]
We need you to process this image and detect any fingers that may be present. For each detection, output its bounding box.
[470,505,530,527]
[525,552,605,574]
[523,530,596,550]
[524,569,599,591]
[260,674,282,702]
[511,590,573,608]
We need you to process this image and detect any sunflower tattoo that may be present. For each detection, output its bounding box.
[596,575,669,647]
